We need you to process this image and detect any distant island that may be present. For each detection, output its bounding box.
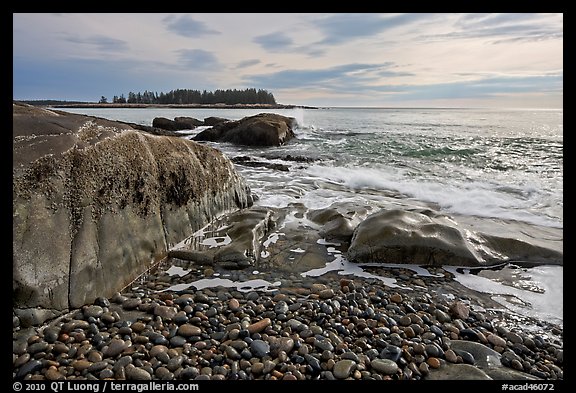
[26,102,317,110]
[21,87,317,109]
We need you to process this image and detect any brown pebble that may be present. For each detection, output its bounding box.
[229,299,240,311]
[282,374,298,380]
[449,301,470,320]
[72,359,92,371]
[404,327,415,338]
[311,283,328,293]
[87,351,103,363]
[131,322,146,333]
[487,333,507,348]
[178,324,202,337]
[273,293,289,302]
[58,333,69,342]
[340,279,352,288]
[45,366,64,380]
[390,293,403,303]
[427,357,441,369]
[418,362,429,375]
[252,362,264,375]
[158,293,173,301]
[444,349,458,363]
[247,318,271,334]
[14,354,30,368]
[319,289,335,299]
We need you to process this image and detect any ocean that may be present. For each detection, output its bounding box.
[61,106,563,326]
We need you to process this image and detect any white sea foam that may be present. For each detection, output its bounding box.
[304,165,562,229]
[165,266,190,277]
[301,254,407,289]
[200,235,232,248]
[444,265,563,325]
[162,277,281,293]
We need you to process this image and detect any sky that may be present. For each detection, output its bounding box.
[13,13,563,108]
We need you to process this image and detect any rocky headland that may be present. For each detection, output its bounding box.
[13,103,563,381]
[13,102,252,313]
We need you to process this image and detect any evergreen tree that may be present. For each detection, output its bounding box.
[111,88,277,105]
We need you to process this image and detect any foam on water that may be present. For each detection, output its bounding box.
[444,265,563,326]
[162,277,282,293]
[303,164,562,229]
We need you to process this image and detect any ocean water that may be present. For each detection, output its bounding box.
[62,106,563,325]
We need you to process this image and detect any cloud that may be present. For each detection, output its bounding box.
[235,59,261,69]
[244,62,406,90]
[253,32,293,51]
[176,49,221,70]
[424,13,562,44]
[163,14,220,37]
[253,30,326,57]
[315,13,433,45]
[62,34,129,52]
[374,74,564,101]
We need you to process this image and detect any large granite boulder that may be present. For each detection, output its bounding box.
[346,209,562,267]
[13,102,252,310]
[194,113,296,146]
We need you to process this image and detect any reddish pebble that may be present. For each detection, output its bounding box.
[247,318,271,334]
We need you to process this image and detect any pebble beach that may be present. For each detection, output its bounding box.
[13,258,563,381]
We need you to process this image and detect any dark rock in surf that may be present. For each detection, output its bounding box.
[203,116,229,126]
[232,156,289,171]
[194,113,296,147]
[152,117,199,131]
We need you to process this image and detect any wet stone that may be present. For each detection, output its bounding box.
[250,340,270,357]
[371,359,399,375]
[488,334,508,348]
[16,360,43,378]
[84,305,104,319]
[122,298,141,310]
[125,364,152,380]
[170,336,187,347]
[45,366,64,380]
[178,324,202,337]
[333,359,356,379]
[104,339,126,358]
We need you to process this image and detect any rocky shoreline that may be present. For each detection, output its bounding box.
[13,257,563,381]
[13,103,563,381]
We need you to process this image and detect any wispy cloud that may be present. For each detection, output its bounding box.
[315,13,433,45]
[372,74,564,100]
[235,59,261,69]
[253,32,293,51]
[163,14,220,37]
[244,62,407,90]
[423,13,563,44]
[176,49,221,70]
[61,34,129,52]
[253,31,326,57]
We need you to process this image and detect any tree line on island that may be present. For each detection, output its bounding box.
[102,88,277,105]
